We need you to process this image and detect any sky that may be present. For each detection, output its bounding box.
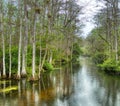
[77,0,105,37]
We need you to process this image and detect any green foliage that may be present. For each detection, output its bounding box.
[26,67,32,77]
[27,44,40,67]
[99,58,120,73]
[11,46,18,72]
[27,45,32,67]
[92,52,107,64]
[0,40,83,77]
[5,46,18,74]
[43,62,54,72]
[52,49,60,62]
[99,59,117,71]
[61,57,69,65]
[72,43,82,62]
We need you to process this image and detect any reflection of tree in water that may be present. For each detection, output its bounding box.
[79,58,120,106]
[39,63,78,102]
[87,60,120,106]
[39,73,56,102]
[0,62,81,106]
[0,59,120,106]
[61,63,73,100]
[72,63,81,74]
[99,75,120,106]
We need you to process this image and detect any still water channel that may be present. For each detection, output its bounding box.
[0,57,120,106]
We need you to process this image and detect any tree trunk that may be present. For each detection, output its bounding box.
[40,48,47,73]
[21,0,28,77]
[2,22,6,78]
[32,12,36,80]
[9,29,12,78]
[17,0,22,79]
[0,4,6,78]
[39,34,42,79]
[9,0,12,78]
[114,0,118,61]
[17,18,22,79]
[49,51,53,64]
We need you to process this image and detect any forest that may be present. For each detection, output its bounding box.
[1,0,120,105]
[86,0,120,75]
[0,0,120,81]
[0,0,82,80]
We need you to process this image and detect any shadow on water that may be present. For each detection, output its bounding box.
[0,57,120,106]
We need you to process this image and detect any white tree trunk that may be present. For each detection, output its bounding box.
[17,0,22,79]
[39,35,42,79]
[21,0,28,76]
[32,14,36,79]
[32,40,36,79]
[9,31,12,78]
[18,17,22,79]
[2,25,6,77]
[1,8,6,78]
[49,51,52,64]
[115,0,118,61]
[9,0,12,78]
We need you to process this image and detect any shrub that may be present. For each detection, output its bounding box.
[72,43,82,62]
[43,62,54,72]
[5,46,18,74]
[92,52,107,64]
[99,58,117,72]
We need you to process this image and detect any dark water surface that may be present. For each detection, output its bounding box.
[0,57,120,106]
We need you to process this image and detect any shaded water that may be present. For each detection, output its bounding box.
[0,57,120,106]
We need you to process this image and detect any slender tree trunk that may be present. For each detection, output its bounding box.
[17,0,22,79]
[9,0,12,78]
[17,18,22,79]
[39,2,45,79]
[40,48,47,72]
[9,29,12,78]
[2,23,6,78]
[32,35,36,79]
[32,12,36,80]
[70,34,74,61]
[114,0,118,61]
[0,71,1,79]
[39,34,42,79]
[21,0,28,77]
[49,51,52,64]
[0,4,6,78]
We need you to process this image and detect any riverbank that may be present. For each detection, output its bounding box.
[98,59,120,76]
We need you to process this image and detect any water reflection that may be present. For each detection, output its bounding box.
[0,58,120,106]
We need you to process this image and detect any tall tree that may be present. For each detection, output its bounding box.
[0,0,6,78]
[8,0,12,78]
[21,0,28,77]
[31,0,37,80]
[17,0,23,79]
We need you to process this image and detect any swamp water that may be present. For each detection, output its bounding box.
[0,58,120,106]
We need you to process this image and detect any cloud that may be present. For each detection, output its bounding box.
[77,0,105,37]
